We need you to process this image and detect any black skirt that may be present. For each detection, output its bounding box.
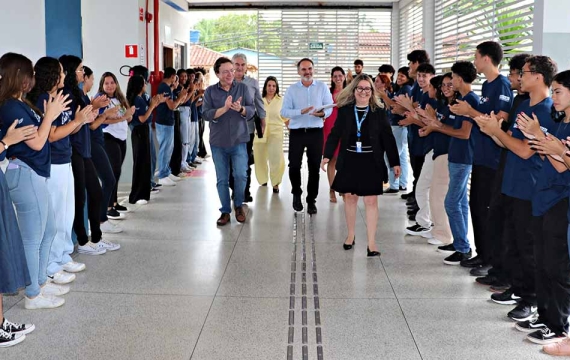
[332,151,384,196]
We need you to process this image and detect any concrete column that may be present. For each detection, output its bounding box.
[391,5,400,67]
[533,0,570,70]
[422,0,435,62]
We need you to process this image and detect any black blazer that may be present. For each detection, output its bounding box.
[324,104,400,182]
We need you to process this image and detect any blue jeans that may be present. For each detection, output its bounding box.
[211,143,248,214]
[156,123,174,179]
[6,160,56,298]
[445,162,472,253]
[386,125,409,189]
[149,124,157,187]
[188,121,199,163]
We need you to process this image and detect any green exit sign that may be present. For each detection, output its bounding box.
[309,42,324,50]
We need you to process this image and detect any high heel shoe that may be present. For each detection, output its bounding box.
[367,246,381,257]
[343,237,355,250]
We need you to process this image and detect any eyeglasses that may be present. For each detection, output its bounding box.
[76,67,85,74]
[519,70,539,77]
[356,86,372,93]
[220,69,235,75]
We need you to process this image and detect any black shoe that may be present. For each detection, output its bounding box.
[443,250,472,265]
[508,302,537,322]
[437,243,455,253]
[401,192,411,200]
[367,247,381,257]
[406,223,431,236]
[491,289,521,305]
[114,204,129,213]
[107,208,124,220]
[489,281,511,292]
[516,316,547,333]
[460,255,485,268]
[470,265,491,277]
[343,237,355,250]
[399,186,407,192]
[261,183,267,187]
[293,195,303,212]
[273,187,279,194]
[475,275,497,286]
[244,195,253,203]
[526,327,565,345]
[307,202,317,215]
[408,214,416,221]
[1,318,34,335]
[407,207,419,215]
[384,188,399,194]
[406,198,416,206]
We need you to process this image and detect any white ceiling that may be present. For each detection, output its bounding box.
[185,0,398,8]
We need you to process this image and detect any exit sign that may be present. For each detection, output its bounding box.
[309,42,324,50]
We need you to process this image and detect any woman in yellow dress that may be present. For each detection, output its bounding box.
[253,76,289,193]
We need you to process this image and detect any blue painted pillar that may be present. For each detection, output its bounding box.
[45,0,83,58]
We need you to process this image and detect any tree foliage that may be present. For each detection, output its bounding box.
[195,14,258,52]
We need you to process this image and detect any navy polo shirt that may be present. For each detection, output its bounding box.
[70,94,92,158]
[448,91,480,165]
[502,97,554,201]
[155,82,174,126]
[389,84,412,126]
[0,99,51,177]
[130,96,148,129]
[432,103,453,160]
[472,74,513,170]
[36,92,72,164]
[532,120,570,216]
[419,93,439,155]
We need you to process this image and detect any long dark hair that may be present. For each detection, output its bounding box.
[126,75,145,109]
[0,52,35,107]
[59,55,85,107]
[262,76,280,98]
[98,72,129,108]
[28,57,61,107]
[440,72,458,105]
[398,66,414,86]
[552,70,570,122]
[330,66,346,94]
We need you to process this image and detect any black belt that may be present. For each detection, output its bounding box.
[289,127,322,132]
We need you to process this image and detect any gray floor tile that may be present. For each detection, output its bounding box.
[320,298,422,360]
[1,292,24,312]
[4,292,212,360]
[191,297,288,360]
[72,239,235,296]
[400,299,553,360]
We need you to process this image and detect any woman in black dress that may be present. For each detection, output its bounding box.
[321,74,400,257]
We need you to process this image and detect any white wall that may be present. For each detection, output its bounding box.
[156,1,191,69]
[533,0,570,70]
[0,0,46,62]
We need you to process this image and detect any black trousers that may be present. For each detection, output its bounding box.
[288,128,323,203]
[230,133,254,197]
[129,125,152,204]
[534,198,570,335]
[409,154,425,199]
[71,149,102,245]
[170,111,182,176]
[469,165,497,263]
[502,195,536,305]
[104,133,127,208]
[488,150,509,281]
[91,140,116,221]
[198,117,207,158]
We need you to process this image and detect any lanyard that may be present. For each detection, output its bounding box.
[354,105,369,140]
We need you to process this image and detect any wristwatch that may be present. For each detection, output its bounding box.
[0,140,8,151]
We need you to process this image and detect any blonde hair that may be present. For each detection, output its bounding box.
[336,74,383,111]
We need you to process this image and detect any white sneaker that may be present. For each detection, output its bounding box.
[420,231,433,239]
[193,159,202,164]
[77,242,106,255]
[180,163,192,172]
[62,261,86,273]
[158,177,176,186]
[0,329,25,348]
[42,282,70,296]
[101,221,123,234]
[1,318,35,336]
[168,173,181,182]
[428,238,446,246]
[97,239,121,251]
[135,199,148,205]
[25,294,65,310]
[48,270,75,284]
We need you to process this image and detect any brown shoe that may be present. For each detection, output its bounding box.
[235,206,246,223]
[216,213,231,226]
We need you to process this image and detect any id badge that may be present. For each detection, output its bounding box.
[356,141,362,153]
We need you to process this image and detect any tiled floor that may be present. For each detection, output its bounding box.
[2,158,554,359]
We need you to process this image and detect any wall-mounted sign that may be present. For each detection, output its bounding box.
[309,42,324,50]
[125,45,138,58]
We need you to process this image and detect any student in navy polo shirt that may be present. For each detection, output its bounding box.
[417,73,456,246]
[155,67,189,187]
[126,75,164,205]
[450,41,514,271]
[475,56,557,331]
[28,57,94,289]
[0,52,70,310]
[419,61,478,265]
[527,70,570,354]
[378,66,413,194]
